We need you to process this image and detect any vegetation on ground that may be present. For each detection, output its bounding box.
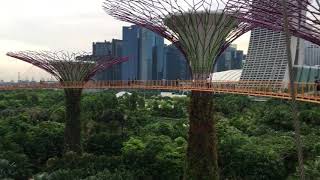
[0,90,319,179]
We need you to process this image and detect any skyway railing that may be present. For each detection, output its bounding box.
[0,80,319,104]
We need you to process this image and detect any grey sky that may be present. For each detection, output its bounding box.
[0,0,250,82]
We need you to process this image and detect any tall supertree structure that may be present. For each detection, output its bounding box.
[7,51,128,153]
[103,0,252,179]
[225,1,315,179]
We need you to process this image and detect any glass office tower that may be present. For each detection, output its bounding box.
[122,25,165,80]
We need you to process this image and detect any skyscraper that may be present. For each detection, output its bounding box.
[110,39,123,80]
[93,41,112,56]
[122,25,140,80]
[92,39,123,80]
[214,45,243,72]
[122,25,164,80]
[240,28,304,87]
[165,44,190,80]
[139,28,154,80]
[235,50,244,69]
[153,34,165,80]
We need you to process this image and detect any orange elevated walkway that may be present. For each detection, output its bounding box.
[0,80,319,104]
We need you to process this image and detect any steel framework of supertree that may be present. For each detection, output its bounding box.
[103,0,253,179]
[7,51,128,153]
[226,0,319,45]
[225,1,320,179]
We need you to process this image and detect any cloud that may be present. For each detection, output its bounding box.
[0,0,131,81]
[0,40,51,81]
[233,31,251,54]
[0,11,129,51]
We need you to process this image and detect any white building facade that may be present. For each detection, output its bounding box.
[304,41,320,66]
[240,28,304,87]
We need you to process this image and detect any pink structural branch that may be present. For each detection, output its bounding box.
[103,0,253,179]
[226,0,320,46]
[7,51,128,82]
[7,51,128,153]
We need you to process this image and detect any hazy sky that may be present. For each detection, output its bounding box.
[0,0,250,82]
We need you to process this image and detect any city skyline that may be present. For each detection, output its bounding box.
[0,0,250,82]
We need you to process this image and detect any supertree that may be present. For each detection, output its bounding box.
[103,0,252,179]
[7,51,128,153]
[225,1,315,179]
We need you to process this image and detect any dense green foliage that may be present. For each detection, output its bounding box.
[0,90,320,179]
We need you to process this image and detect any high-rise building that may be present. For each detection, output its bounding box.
[110,39,123,80]
[122,25,164,80]
[93,41,112,56]
[235,50,244,69]
[139,28,164,80]
[153,34,165,80]
[165,44,190,80]
[214,45,243,72]
[122,25,140,80]
[92,39,123,80]
[240,28,304,87]
[112,39,123,57]
[139,28,153,80]
[304,40,320,66]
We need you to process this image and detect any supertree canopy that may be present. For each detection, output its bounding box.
[7,51,128,82]
[7,51,128,152]
[226,0,320,46]
[104,0,252,80]
[103,0,252,179]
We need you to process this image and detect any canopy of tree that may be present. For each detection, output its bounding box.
[0,90,319,179]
